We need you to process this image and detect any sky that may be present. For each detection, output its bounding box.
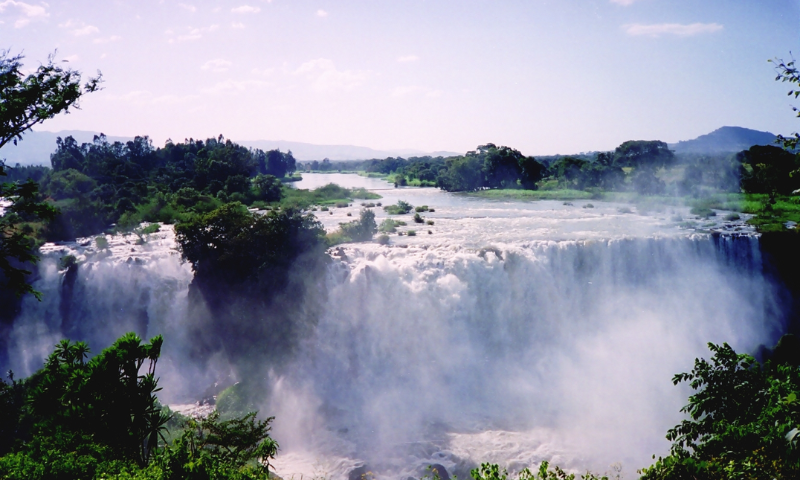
[2,0,800,156]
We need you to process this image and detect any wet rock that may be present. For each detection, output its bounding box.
[348,465,372,480]
[427,464,450,480]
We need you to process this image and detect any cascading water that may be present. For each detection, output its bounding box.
[266,234,778,480]
[1,174,785,479]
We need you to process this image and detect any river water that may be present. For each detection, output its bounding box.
[5,174,780,479]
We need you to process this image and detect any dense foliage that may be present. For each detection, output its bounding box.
[39,134,298,239]
[0,334,278,480]
[639,339,800,480]
[0,50,98,298]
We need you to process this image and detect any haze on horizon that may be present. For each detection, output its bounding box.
[1,0,799,156]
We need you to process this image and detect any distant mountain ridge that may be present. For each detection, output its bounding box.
[0,130,461,166]
[669,126,779,154]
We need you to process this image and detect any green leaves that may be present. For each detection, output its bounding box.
[0,50,101,150]
[641,340,800,479]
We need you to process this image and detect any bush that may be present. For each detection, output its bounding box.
[639,340,800,480]
[415,205,429,212]
[140,223,160,234]
[332,209,378,245]
[426,220,434,226]
[384,200,413,215]
[376,235,390,245]
[413,213,424,223]
[59,255,78,270]
[95,236,109,249]
[407,230,416,236]
[724,212,741,221]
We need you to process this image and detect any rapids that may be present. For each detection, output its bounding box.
[2,174,783,479]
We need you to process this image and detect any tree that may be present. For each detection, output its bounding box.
[1,50,100,298]
[640,341,800,480]
[338,209,377,242]
[612,140,674,169]
[771,55,800,150]
[0,50,101,150]
[738,144,800,194]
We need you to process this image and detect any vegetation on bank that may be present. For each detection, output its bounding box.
[3,331,800,480]
[0,333,279,480]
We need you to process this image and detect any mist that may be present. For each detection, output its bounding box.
[1,200,783,479]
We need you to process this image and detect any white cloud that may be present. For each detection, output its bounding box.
[0,0,48,28]
[232,5,260,14]
[295,58,369,92]
[391,85,441,98]
[93,35,121,44]
[397,54,419,63]
[178,3,196,12]
[624,22,723,37]
[316,9,327,17]
[231,22,245,29]
[201,58,232,73]
[73,25,99,36]
[610,0,638,5]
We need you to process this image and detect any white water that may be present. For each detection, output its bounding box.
[5,174,780,479]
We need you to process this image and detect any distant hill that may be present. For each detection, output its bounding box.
[237,139,459,161]
[0,130,461,166]
[670,126,779,154]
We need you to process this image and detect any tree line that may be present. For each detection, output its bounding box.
[300,139,799,197]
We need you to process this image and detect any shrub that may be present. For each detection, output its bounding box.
[384,200,413,215]
[413,213,424,223]
[426,220,434,226]
[376,235,390,245]
[336,209,378,244]
[321,206,329,211]
[335,202,349,208]
[428,208,435,212]
[59,255,78,270]
[95,236,109,249]
[407,230,416,236]
[379,219,398,233]
[724,212,741,221]
[140,223,160,234]
[583,203,594,208]
[415,205,429,212]
[347,212,352,216]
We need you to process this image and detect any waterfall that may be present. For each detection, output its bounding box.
[1,228,782,478]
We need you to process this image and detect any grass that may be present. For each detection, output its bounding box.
[278,183,382,209]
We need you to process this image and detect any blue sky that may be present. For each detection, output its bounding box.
[2,0,799,155]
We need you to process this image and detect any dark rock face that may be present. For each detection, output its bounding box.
[759,232,800,335]
[427,464,451,480]
[348,465,371,480]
